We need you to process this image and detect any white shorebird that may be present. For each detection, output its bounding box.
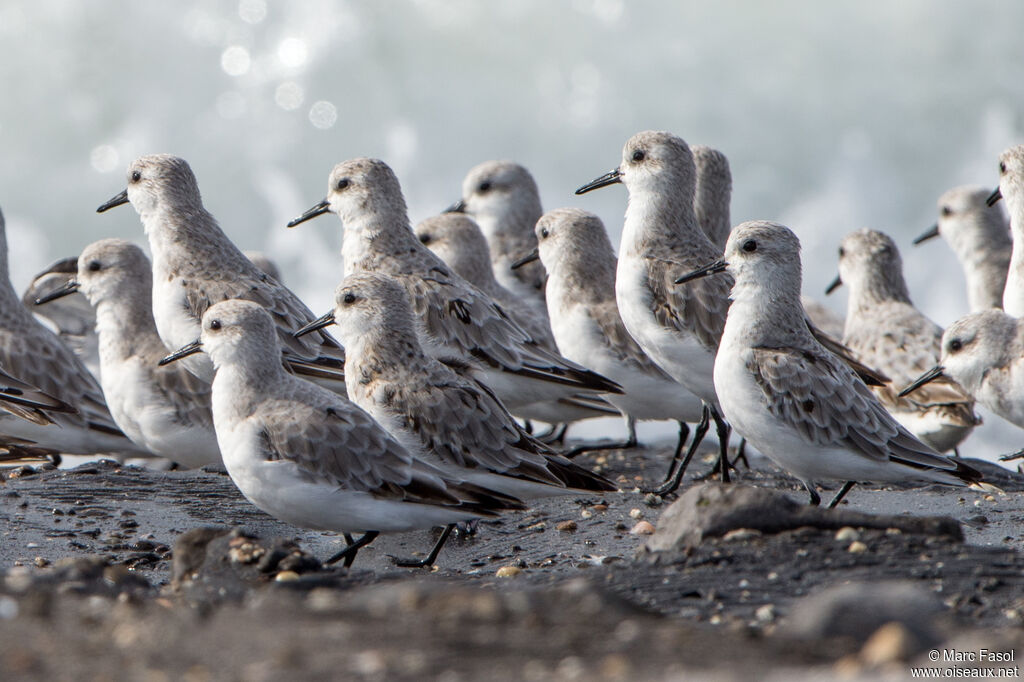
[287,158,622,419]
[0,207,149,460]
[97,154,346,389]
[913,185,1010,313]
[574,131,743,488]
[161,299,522,567]
[36,239,221,468]
[678,220,983,506]
[445,160,549,320]
[518,207,704,465]
[310,272,616,501]
[827,228,979,454]
[986,145,1024,316]
[901,310,1024,430]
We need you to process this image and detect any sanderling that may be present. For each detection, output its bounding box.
[415,213,556,350]
[36,239,221,468]
[97,154,346,389]
[901,310,1024,430]
[445,160,549,320]
[242,251,283,283]
[161,299,523,567]
[692,145,733,251]
[678,220,983,506]
[575,131,736,488]
[0,207,148,458]
[913,185,1010,313]
[318,271,616,506]
[22,257,101,380]
[288,158,622,416]
[520,207,704,466]
[986,145,1024,316]
[827,228,979,454]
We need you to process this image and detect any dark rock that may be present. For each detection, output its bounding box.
[781,580,944,650]
[642,483,963,554]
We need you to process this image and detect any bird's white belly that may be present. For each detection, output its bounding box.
[152,277,215,381]
[615,258,717,404]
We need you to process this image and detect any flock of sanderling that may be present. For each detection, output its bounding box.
[3,130,1021,567]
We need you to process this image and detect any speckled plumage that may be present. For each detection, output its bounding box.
[835,229,978,453]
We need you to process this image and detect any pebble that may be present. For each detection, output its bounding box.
[630,521,655,535]
[591,504,608,512]
[755,604,775,623]
[33,557,49,568]
[556,520,578,532]
[722,528,762,542]
[495,566,522,578]
[847,541,868,554]
[860,621,914,665]
[274,571,300,583]
[628,508,643,519]
[579,509,593,519]
[834,527,859,542]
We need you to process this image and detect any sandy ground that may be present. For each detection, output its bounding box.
[1,443,1023,681]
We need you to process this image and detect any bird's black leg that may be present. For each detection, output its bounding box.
[826,481,856,509]
[643,405,708,496]
[710,406,732,483]
[390,524,455,568]
[325,531,380,568]
[804,482,821,506]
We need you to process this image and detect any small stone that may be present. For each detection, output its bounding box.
[33,557,49,568]
[709,614,723,625]
[579,509,593,519]
[629,508,643,519]
[834,527,860,542]
[630,521,655,535]
[722,528,762,542]
[848,541,868,554]
[755,604,775,622]
[860,622,915,665]
[591,504,608,512]
[885,528,902,536]
[556,520,578,532]
[495,566,522,578]
[274,570,300,583]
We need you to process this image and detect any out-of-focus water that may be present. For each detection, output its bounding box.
[1,1,1022,459]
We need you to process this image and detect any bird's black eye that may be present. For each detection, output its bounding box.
[342,292,356,305]
[1000,162,1007,174]
[941,206,953,217]
[87,260,101,272]
[838,246,845,258]
[477,181,492,193]
[418,233,432,245]
[742,239,757,252]
[336,178,350,191]
[130,170,141,183]
[539,228,549,239]
[209,319,221,331]
[949,339,962,352]
[631,149,645,162]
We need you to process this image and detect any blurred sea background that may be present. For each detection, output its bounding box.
[1,0,1022,461]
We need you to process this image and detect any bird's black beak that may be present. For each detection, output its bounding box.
[444,199,466,214]
[34,279,80,305]
[96,189,129,213]
[293,311,336,338]
[159,340,203,366]
[898,365,946,398]
[675,259,728,285]
[987,187,1003,207]
[912,224,940,245]
[511,248,540,270]
[575,168,622,195]
[825,275,843,295]
[287,198,331,228]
